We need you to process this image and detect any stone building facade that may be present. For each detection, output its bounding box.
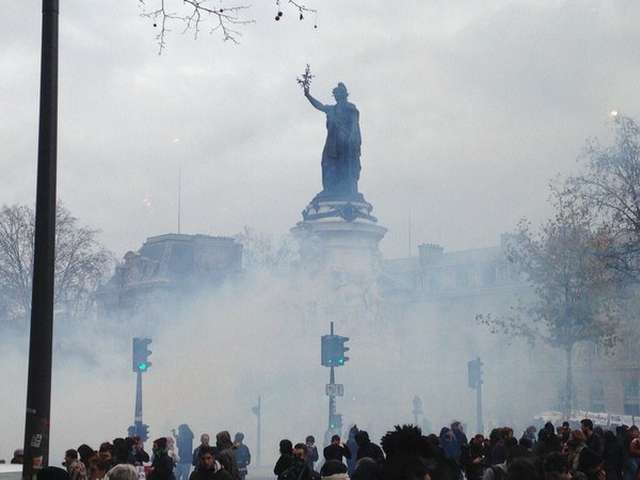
[97,233,242,321]
[381,238,640,422]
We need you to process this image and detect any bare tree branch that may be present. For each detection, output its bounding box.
[138,0,318,54]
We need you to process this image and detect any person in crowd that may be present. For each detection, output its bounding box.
[38,466,71,480]
[149,437,176,480]
[193,434,210,470]
[320,460,349,480]
[167,436,180,468]
[351,458,382,480]
[77,445,95,469]
[64,449,88,480]
[87,456,111,480]
[346,426,359,474]
[464,435,487,480]
[111,439,129,466]
[623,425,640,480]
[505,457,538,480]
[543,452,572,480]
[482,438,522,480]
[11,448,24,464]
[278,444,319,480]
[174,425,194,480]
[521,426,538,446]
[577,446,606,480]
[535,424,562,458]
[233,433,250,480]
[324,435,352,464]
[188,446,232,480]
[566,430,587,473]
[214,431,239,480]
[98,443,114,468]
[354,431,384,463]
[603,429,623,480]
[581,419,604,457]
[105,464,138,480]
[131,436,150,465]
[305,436,319,471]
[274,439,294,477]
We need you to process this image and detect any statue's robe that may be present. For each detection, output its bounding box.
[321,101,361,197]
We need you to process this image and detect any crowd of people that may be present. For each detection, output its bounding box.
[8,418,640,480]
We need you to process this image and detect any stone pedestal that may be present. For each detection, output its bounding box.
[291,193,387,277]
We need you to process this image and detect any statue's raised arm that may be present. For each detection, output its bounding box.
[304,88,329,113]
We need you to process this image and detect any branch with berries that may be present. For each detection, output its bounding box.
[138,0,318,54]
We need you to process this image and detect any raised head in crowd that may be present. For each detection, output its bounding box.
[193,434,211,469]
[305,435,319,472]
[233,432,251,480]
[324,435,352,464]
[189,446,232,480]
[277,443,319,480]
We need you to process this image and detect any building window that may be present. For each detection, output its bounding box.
[624,379,639,399]
[625,404,640,416]
[456,267,469,288]
[624,378,640,415]
[591,381,605,412]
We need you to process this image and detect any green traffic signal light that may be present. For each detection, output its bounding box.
[138,362,148,371]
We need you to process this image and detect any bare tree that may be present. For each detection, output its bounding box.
[138,0,318,54]
[0,204,112,328]
[235,226,298,271]
[566,114,640,282]
[477,190,621,416]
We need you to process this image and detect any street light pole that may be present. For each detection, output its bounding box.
[22,0,59,477]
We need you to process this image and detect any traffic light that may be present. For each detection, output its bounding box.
[133,337,152,373]
[336,336,349,365]
[321,335,350,367]
[467,357,483,389]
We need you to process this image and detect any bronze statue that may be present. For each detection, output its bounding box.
[303,81,362,198]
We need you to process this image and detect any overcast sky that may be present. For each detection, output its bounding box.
[3,0,640,259]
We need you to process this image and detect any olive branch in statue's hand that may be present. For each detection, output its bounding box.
[297,64,314,93]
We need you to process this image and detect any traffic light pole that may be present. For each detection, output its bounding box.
[328,365,336,432]
[476,378,484,435]
[256,396,262,467]
[23,1,59,477]
[134,370,143,435]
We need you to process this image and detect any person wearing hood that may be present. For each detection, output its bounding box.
[321,460,349,480]
[354,432,384,463]
[188,447,232,480]
[149,438,176,480]
[345,426,359,474]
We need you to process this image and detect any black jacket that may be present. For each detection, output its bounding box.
[274,454,294,476]
[323,444,351,462]
[189,468,233,480]
[356,442,384,462]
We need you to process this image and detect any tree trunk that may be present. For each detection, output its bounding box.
[564,345,574,419]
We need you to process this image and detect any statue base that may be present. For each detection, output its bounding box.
[291,192,387,276]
